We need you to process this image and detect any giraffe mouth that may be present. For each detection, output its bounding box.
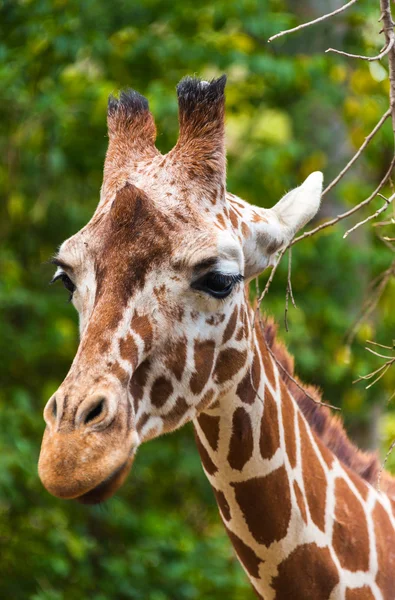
[75,457,134,505]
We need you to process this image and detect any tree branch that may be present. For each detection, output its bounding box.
[326,36,395,61]
[257,319,341,411]
[322,109,391,198]
[343,191,395,237]
[268,0,359,43]
[284,248,296,333]
[291,156,395,246]
[253,247,287,326]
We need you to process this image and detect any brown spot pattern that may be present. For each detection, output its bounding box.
[111,361,129,386]
[119,333,138,367]
[332,477,369,572]
[281,389,297,469]
[225,527,262,578]
[241,221,250,237]
[348,469,370,502]
[150,376,173,408]
[129,360,151,413]
[164,338,187,381]
[261,350,275,387]
[164,396,189,429]
[222,305,238,344]
[131,314,153,353]
[195,389,216,413]
[216,213,226,228]
[190,340,215,395]
[236,326,245,341]
[194,431,217,475]
[197,413,220,451]
[373,501,395,599]
[345,588,375,600]
[136,412,150,433]
[214,349,247,384]
[229,208,239,229]
[236,351,261,404]
[232,466,291,546]
[260,317,395,495]
[213,488,231,521]
[272,543,339,599]
[300,414,327,532]
[293,480,307,523]
[228,407,253,471]
[259,386,280,460]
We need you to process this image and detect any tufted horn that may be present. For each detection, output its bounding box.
[101,89,160,202]
[171,76,227,191]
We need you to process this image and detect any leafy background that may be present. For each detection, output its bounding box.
[1,0,394,598]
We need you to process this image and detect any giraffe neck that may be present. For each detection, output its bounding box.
[193,311,395,599]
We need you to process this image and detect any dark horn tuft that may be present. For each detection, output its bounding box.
[107,89,149,118]
[176,75,227,117]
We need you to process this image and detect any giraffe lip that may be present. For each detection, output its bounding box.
[75,458,133,505]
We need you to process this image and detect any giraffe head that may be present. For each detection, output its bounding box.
[38,76,323,504]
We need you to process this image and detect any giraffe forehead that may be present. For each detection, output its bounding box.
[58,197,242,282]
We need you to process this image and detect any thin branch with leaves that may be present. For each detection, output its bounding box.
[258,0,395,459]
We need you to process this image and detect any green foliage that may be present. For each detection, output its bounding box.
[0,0,394,597]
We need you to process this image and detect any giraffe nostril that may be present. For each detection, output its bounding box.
[43,394,59,428]
[52,397,57,419]
[84,398,105,425]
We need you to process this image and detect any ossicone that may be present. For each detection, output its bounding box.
[107,89,149,121]
[176,75,227,119]
[106,89,157,147]
[172,75,227,189]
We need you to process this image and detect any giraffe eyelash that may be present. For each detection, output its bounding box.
[192,271,244,299]
[50,272,76,302]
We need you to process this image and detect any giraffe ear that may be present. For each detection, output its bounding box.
[243,172,323,279]
[172,76,227,189]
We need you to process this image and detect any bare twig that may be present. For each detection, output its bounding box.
[377,232,395,252]
[366,339,395,350]
[354,339,395,389]
[267,342,341,411]
[381,0,395,142]
[292,156,395,246]
[343,192,395,238]
[325,36,395,61]
[255,276,261,300]
[346,259,395,344]
[257,318,341,411]
[253,247,287,326]
[287,249,297,310]
[266,0,395,485]
[255,178,394,326]
[373,219,395,226]
[322,109,391,198]
[377,438,395,491]
[268,0,359,43]
[284,248,296,332]
[365,346,394,360]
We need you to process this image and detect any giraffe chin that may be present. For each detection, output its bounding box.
[75,457,134,505]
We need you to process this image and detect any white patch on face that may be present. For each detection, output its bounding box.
[216,230,244,275]
[54,235,98,335]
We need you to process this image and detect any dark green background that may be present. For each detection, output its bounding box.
[1,0,394,598]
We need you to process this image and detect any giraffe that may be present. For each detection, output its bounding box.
[38,76,395,599]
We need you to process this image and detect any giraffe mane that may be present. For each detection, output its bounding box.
[261,316,395,499]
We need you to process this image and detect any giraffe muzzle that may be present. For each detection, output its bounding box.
[38,385,138,503]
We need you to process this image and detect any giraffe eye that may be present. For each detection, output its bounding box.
[51,272,76,302]
[192,272,243,299]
